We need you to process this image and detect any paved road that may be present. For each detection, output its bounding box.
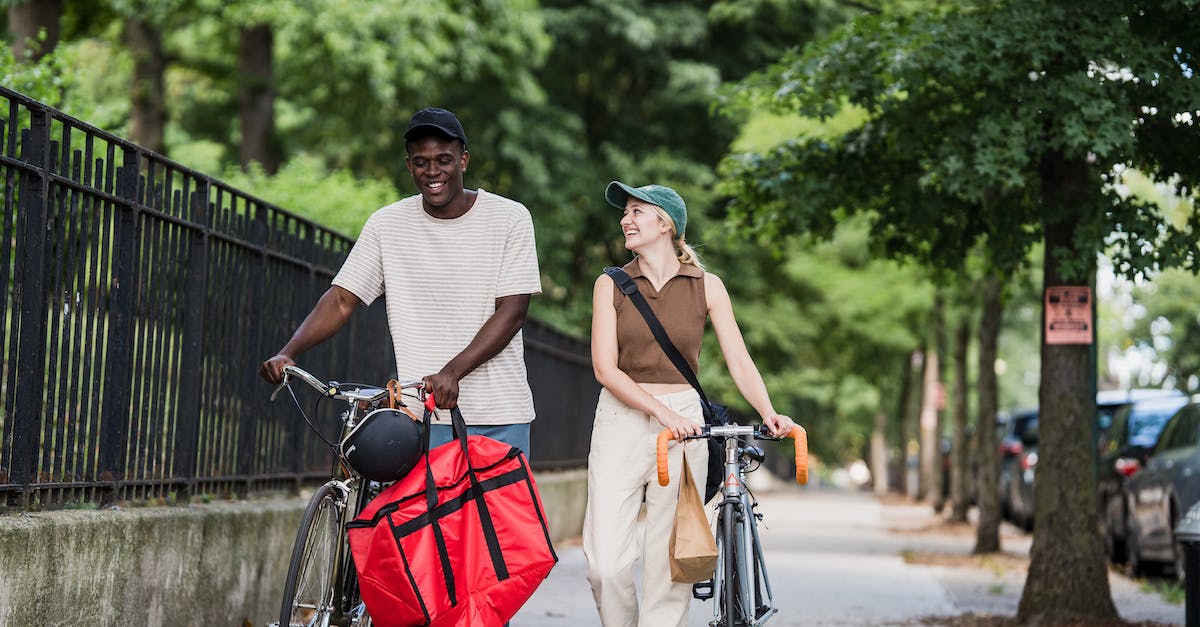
[513,486,1184,626]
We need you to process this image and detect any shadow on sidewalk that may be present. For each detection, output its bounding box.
[877,495,1182,627]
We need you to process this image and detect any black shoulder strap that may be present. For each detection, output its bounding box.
[602,266,712,406]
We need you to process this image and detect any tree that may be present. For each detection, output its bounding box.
[719,0,1200,622]
[237,23,275,172]
[8,0,61,61]
[973,274,1003,552]
[124,15,166,153]
[948,310,970,522]
[1129,267,1200,391]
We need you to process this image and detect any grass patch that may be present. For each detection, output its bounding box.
[1138,579,1184,605]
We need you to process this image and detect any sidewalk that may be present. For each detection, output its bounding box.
[513,487,1185,626]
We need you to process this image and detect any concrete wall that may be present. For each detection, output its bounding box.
[0,469,587,626]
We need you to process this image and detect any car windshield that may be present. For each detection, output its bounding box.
[1128,405,1186,447]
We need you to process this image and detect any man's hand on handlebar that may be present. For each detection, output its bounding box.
[260,354,297,385]
[422,370,460,408]
[763,413,798,438]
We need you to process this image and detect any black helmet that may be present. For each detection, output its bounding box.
[340,408,424,482]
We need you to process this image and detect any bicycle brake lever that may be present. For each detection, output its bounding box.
[270,381,287,402]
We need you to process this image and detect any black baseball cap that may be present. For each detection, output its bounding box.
[403,107,467,148]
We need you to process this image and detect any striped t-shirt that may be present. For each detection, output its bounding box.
[332,190,542,425]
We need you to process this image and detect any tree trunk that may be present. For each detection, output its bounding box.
[1017,154,1117,622]
[974,274,1003,553]
[906,350,925,497]
[920,296,944,508]
[239,24,278,173]
[126,18,167,154]
[870,411,889,497]
[893,353,915,496]
[9,0,61,62]
[949,315,970,522]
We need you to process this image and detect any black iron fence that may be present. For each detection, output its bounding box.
[0,87,598,511]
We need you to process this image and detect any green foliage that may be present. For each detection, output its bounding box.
[0,33,71,106]
[696,215,935,461]
[520,0,851,329]
[720,0,1200,280]
[1128,268,1200,392]
[220,154,400,238]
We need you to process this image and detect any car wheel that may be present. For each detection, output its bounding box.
[1123,521,1152,576]
[1127,523,1147,577]
[1105,508,1128,564]
[1105,529,1127,565]
[1173,537,1186,582]
[1172,503,1185,581]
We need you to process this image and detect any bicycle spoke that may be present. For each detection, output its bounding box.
[282,485,345,627]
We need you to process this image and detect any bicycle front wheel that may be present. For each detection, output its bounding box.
[281,482,344,627]
[721,500,741,627]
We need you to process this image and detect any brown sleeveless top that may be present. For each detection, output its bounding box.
[612,257,707,384]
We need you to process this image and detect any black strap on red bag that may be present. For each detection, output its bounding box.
[603,266,729,503]
[419,406,510,603]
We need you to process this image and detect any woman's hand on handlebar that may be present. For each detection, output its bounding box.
[763,412,797,438]
[260,354,296,385]
[655,409,703,441]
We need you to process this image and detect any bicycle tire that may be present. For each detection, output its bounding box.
[280,482,344,627]
[722,500,741,627]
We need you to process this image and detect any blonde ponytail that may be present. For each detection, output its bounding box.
[677,239,704,270]
[657,202,700,265]
[653,205,704,270]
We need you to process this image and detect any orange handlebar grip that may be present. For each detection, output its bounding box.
[656,430,676,486]
[790,426,809,485]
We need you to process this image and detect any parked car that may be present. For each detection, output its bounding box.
[1125,398,1200,577]
[997,409,1038,529]
[1096,393,1188,563]
[998,389,1180,534]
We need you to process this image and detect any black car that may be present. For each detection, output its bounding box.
[999,390,1180,534]
[1096,393,1188,563]
[997,409,1038,528]
[1126,398,1200,577]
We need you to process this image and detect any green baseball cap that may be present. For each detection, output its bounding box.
[604,181,687,240]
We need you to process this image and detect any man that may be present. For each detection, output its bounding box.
[259,107,541,454]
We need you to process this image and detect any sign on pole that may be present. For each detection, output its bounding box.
[1045,286,1093,345]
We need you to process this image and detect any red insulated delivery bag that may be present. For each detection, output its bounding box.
[346,406,557,627]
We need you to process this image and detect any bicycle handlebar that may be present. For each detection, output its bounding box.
[277,364,425,404]
[655,424,809,487]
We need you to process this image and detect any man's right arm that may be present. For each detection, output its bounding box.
[259,285,361,384]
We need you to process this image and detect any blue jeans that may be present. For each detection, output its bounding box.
[427,422,531,459]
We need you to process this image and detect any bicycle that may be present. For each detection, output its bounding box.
[269,364,427,627]
[657,423,808,627]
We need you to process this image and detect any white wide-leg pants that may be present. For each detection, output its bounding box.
[583,388,709,627]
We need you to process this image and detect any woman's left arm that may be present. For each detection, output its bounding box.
[705,273,797,437]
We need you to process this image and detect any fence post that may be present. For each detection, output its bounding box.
[10,108,51,509]
[98,148,139,506]
[240,200,268,495]
[171,179,209,501]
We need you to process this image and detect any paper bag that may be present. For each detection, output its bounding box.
[669,451,719,583]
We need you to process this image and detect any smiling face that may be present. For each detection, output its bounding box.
[620,198,673,250]
[405,135,470,215]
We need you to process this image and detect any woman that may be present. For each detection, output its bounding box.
[584,180,798,627]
